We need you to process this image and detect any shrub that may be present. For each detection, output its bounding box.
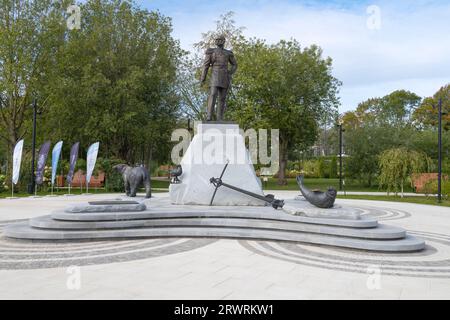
[302,160,318,178]
[74,158,87,173]
[96,157,127,192]
[317,158,326,178]
[329,157,338,178]
[286,170,302,178]
[422,179,450,199]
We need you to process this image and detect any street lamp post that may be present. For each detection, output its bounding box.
[27,99,37,194]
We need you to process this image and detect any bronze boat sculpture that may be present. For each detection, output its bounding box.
[296,175,337,208]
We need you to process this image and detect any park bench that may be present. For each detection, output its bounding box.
[66,170,105,188]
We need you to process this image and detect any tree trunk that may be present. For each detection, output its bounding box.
[277,139,288,186]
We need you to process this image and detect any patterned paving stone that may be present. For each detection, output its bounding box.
[240,206,450,279]
[0,219,217,270]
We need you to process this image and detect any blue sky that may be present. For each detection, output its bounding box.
[136,0,450,113]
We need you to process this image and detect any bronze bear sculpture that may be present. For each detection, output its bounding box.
[113,164,151,198]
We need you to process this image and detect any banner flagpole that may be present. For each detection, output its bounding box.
[65,142,79,196]
[31,141,51,198]
[49,141,63,197]
[84,142,99,195]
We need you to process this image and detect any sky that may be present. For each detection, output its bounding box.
[134,0,450,113]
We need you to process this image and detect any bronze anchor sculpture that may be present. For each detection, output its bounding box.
[209,162,284,209]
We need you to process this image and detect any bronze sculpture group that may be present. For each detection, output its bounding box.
[115,35,336,209]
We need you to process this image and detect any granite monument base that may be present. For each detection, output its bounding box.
[4,196,425,252]
[169,123,266,206]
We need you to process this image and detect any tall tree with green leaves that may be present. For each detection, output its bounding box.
[379,147,432,197]
[43,0,183,165]
[229,39,341,184]
[342,90,423,186]
[350,90,421,128]
[412,84,450,130]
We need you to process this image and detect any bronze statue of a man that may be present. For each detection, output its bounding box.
[200,35,238,121]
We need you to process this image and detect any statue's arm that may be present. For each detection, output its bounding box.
[200,49,212,83]
[229,52,238,76]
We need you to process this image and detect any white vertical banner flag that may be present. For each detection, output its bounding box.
[12,139,24,185]
[86,142,100,184]
[51,141,63,185]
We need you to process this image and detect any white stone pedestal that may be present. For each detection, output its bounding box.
[169,123,266,206]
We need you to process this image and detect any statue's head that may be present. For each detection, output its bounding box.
[215,35,226,48]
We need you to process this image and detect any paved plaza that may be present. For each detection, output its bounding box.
[0,192,449,299]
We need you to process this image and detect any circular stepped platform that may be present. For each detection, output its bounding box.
[29,215,405,239]
[3,197,425,252]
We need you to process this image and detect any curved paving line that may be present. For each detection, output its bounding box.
[0,239,182,258]
[239,228,450,279]
[254,233,450,266]
[239,240,450,279]
[0,218,219,270]
[267,241,450,272]
[359,207,411,221]
[0,239,163,252]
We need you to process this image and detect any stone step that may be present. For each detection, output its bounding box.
[30,215,404,240]
[3,222,425,252]
[64,202,146,213]
[51,209,378,228]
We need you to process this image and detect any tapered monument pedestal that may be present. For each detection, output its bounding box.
[169,123,265,206]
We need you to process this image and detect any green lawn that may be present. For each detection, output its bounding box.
[0,177,417,198]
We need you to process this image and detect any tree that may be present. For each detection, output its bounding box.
[342,90,423,186]
[412,84,450,130]
[351,90,421,128]
[178,11,246,121]
[379,147,432,197]
[193,11,245,52]
[42,0,183,165]
[229,39,341,184]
